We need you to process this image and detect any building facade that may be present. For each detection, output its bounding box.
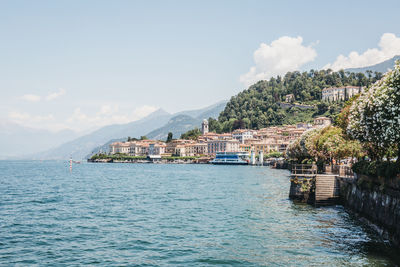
[322,86,362,102]
[207,139,240,154]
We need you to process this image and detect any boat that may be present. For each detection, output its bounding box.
[210,152,249,165]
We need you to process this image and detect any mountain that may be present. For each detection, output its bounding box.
[345,56,400,74]
[30,109,172,160]
[146,100,227,140]
[0,121,79,159]
[32,101,227,160]
[146,115,200,140]
[88,100,227,157]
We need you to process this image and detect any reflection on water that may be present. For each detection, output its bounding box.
[0,161,398,266]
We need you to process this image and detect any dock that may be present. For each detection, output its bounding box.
[289,164,353,206]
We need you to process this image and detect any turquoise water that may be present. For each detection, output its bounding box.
[0,161,398,266]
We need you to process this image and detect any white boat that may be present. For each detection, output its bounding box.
[211,152,249,165]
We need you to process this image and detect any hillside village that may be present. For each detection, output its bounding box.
[104,85,363,161]
[108,116,332,160]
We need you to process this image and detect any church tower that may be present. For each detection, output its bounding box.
[201,119,209,135]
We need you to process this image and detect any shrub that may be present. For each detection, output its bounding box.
[352,160,399,179]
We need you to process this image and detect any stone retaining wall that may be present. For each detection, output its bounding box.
[339,178,400,247]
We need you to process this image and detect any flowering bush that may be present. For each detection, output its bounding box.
[347,61,400,160]
[286,126,363,163]
[286,128,317,162]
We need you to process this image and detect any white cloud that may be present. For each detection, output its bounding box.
[8,111,54,124]
[240,36,317,87]
[45,88,66,101]
[20,88,66,103]
[21,94,41,102]
[324,33,400,71]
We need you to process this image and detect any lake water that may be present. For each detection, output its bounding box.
[0,161,398,266]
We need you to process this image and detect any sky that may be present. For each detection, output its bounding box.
[1,0,399,133]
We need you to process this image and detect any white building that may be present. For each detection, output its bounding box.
[322,86,362,102]
[232,129,257,144]
[314,116,332,127]
[207,139,240,154]
[109,142,130,154]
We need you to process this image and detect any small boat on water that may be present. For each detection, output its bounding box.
[210,152,249,165]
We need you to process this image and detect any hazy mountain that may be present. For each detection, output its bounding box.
[0,121,79,159]
[146,115,200,140]
[30,100,227,160]
[345,55,400,74]
[30,109,172,160]
[88,100,227,157]
[146,100,227,140]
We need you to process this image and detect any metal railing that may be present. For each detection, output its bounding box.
[291,164,317,177]
[325,164,354,178]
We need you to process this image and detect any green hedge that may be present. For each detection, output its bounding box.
[352,160,399,179]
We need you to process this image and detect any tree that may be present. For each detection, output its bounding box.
[286,126,363,164]
[347,61,400,162]
[180,128,201,140]
[166,132,173,143]
[232,119,245,130]
[140,136,148,140]
[217,68,381,131]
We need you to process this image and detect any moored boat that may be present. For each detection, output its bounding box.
[210,152,249,165]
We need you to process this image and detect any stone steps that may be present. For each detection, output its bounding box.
[315,175,339,206]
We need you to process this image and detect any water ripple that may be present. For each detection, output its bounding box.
[0,161,398,266]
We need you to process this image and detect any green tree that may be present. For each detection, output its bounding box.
[180,128,201,140]
[166,132,173,143]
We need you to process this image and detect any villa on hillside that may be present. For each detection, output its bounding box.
[321,86,362,102]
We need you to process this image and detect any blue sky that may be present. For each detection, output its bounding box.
[1,0,399,132]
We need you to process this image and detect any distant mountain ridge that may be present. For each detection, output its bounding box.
[0,121,79,159]
[88,100,227,157]
[345,55,400,74]
[30,100,227,160]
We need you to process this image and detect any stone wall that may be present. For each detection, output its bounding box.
[289,178,315,204]
[339,178,400,247]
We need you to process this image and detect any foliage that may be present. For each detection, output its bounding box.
[180,128,202,140]
[352,160,400,180]
[264,152,283,159]
[285,129,316,162]
[140,136,148,140]
[127,136,139,142]
[218,69,381,130]
[90,153,146,161]
[166,132,173,143]
[347,61,400,161]
[286,126,364,163]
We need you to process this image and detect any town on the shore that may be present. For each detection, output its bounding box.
[90,85,362,163]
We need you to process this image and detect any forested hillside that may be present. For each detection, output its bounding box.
[215,69,382,131]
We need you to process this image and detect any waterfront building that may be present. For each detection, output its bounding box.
[174,144,187,157]
[148,143,166,156]
[322,86,362,102]
[207,139,240,154]
[109,142,130,154]
[166,139,193,154]
[250,138,288,154]
[185,143,208,156]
